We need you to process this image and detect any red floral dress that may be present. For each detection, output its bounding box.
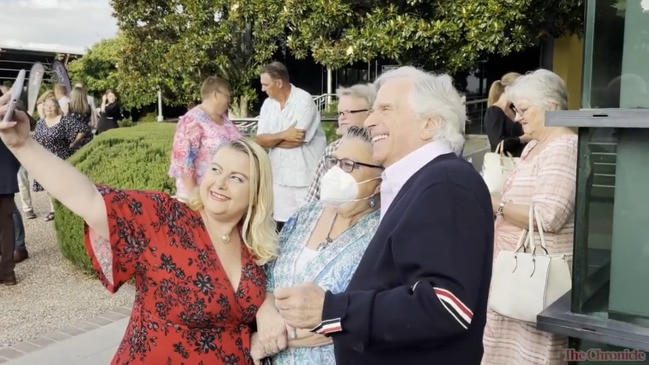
[84,186,266,365]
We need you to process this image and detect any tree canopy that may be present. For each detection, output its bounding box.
[110,0,286,115]
[285,0,583,71]
[71,0,583,111]
[67,36,124,98]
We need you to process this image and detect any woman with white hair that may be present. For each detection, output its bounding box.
[483,69,578,365]
[305,83,376,203]
[253,125,382,364]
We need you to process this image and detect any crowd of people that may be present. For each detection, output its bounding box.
[0,62,578,365]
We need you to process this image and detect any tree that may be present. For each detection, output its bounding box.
[284,0,584,72]
[110,0,287,116]
[67,36,124,98]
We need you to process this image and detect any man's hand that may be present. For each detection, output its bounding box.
[276,140,303,149]
[288,328,332,348]
[274,282,326,329]
[281,122,305,143]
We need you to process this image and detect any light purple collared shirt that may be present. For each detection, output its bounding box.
[380,140,454,220]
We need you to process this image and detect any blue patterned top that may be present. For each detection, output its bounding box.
[266,201,380,365]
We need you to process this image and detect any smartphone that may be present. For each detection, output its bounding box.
[2,69,26,122]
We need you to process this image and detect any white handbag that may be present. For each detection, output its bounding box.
[488,204,572,323]
[482,141,518,194]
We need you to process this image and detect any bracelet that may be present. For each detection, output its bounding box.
[496,200,511,217]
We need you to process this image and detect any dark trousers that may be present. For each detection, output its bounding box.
[0,194,16,278]
[13,206,25,250]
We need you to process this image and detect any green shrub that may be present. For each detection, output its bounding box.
[138,112,159,123]
[321,102,339,145]
[54,123,177,273]
[118,116,135,128]
[322,122,339,144]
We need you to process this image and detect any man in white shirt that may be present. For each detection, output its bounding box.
[255,62,326,231]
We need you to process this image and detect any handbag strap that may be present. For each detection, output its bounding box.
[513,228,529,252]
[496,140,515,157]
[495,140,504,154]
[528,204,548,254]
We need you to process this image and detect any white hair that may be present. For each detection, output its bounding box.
[373,66,466,154]
[507,69,568,111]
[336,83,376,108]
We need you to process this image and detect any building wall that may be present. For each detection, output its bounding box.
[552,34,584,110]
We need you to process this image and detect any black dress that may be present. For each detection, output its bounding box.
[32,116,92,192]
[96,102,121,135]
[484,105,526,157]
[68,111,93,152]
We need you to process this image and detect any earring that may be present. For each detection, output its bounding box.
[368,196,376,208]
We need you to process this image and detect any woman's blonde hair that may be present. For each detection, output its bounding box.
[487,72,522,106]
[187,138,278,265]
[36,90,55,104]
[69,86,90,115]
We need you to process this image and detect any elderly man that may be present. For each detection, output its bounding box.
[273,67,494,364]
[255,62,326,231]
[305,83,375,203]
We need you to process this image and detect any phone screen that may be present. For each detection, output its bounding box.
[2,69,26,122]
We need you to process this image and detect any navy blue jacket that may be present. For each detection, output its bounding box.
[0,140,20,195]
[321,153,494,364]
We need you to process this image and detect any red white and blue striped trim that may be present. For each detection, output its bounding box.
[433,287,473,329]
[310,318,343,335]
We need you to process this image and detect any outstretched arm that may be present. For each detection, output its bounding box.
[13,140,107,237]
[0,98,107,238]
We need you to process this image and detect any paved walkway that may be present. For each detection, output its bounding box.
[0,307,129,365]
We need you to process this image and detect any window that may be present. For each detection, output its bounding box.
[572,122,649,324]
[582,0,649,109]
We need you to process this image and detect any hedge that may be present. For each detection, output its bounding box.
[53,123,177,274]
[53,118,337,273]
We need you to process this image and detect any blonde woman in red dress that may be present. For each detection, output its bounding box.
[0,91,278,364]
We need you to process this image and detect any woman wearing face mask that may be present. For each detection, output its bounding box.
[251,125,382,365]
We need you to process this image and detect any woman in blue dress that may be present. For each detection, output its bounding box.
[253,125,383,364]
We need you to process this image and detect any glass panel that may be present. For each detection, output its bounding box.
[572,126,649,328]
[582,0,649,108]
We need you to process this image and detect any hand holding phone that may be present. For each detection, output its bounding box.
[2,69,26,123]
[0,69,33,149]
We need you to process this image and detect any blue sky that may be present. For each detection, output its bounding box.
[0,0,118,54]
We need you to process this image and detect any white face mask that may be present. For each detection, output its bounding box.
[320,166,378,207]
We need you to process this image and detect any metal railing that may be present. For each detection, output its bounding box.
[230,97,490,137]
[313,94,337,113]
[465,98,489,135]
[231,116,338,137]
